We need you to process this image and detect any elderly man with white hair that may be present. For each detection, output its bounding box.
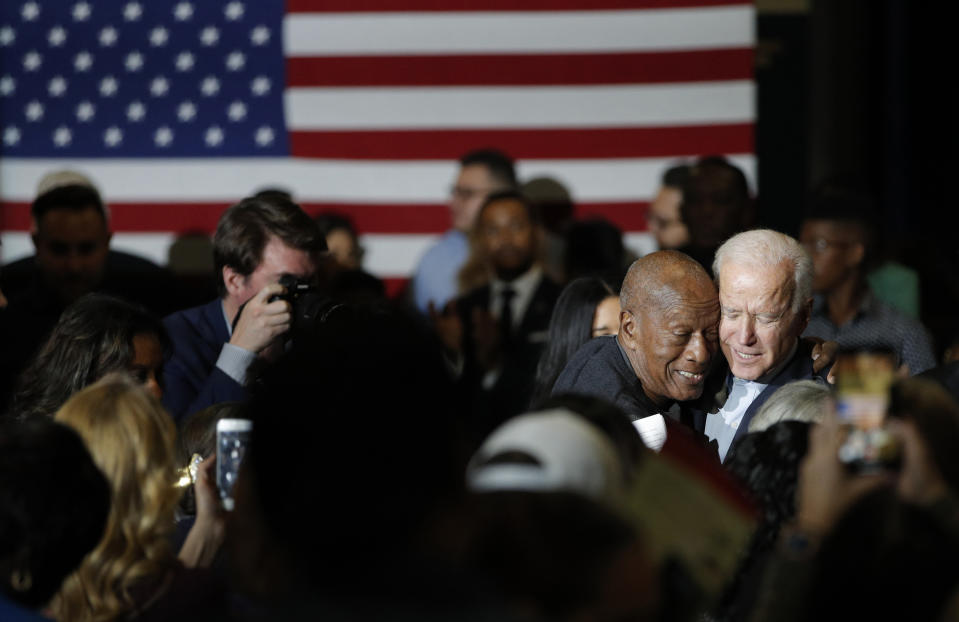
[687,229,831,462]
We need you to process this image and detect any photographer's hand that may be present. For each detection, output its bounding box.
[229,283,291,353]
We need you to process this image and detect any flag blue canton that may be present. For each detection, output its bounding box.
[0,0,288,157]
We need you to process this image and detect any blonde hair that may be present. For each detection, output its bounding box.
[51,374,180,622]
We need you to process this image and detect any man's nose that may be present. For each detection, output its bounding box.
[736,316,757,344]
[685,334,711,364]
[64,250,85,273]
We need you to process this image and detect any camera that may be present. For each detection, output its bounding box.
[269,274,337,340]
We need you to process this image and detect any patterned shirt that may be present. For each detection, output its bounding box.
[803,291,936,374]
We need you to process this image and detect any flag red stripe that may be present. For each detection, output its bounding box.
[290,123,753,160]
[2,201,649,233]
[286,0,751,12]
[286,49,753,88]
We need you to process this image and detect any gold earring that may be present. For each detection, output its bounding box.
[11,568,33,592]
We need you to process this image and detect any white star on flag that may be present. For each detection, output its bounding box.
[123,2,142,21]
[154,126,173,147]
[126,100,146,122]
[48,76,67,97]
[53,125,72,147]
[99,26,118,47]
[72,2,91,21]
[74,51,93,71]
[25,100,44,121]
[104,126,123,147]
[76,101,95,122]
[99,75,118,96]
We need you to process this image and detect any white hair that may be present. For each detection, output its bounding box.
[712,228,813,313]
[748,379,832,433]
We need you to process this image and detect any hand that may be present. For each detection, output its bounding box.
[472,307,502,371]
[193,455,222,525]
[888,418,948,506]
[179,455,225,568]
[808,338,839,380]
[230,283,291,353]
[796,410,888,534]
[429,300,463,354]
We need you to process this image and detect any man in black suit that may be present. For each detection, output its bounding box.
[433,190,561,441]
[691,229,828,462]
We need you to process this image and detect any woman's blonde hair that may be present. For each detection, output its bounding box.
[51,373,180,622]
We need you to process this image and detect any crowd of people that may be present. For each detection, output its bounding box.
[1,151,958,622]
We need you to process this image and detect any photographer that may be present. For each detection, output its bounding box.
[162,195,327,421]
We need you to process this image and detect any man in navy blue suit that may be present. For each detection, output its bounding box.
[695,229,828,462]
[162,195,326,421]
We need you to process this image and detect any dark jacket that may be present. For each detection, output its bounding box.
[551,335,665,421]
[162,299,248,421]
[685,340,830,448]
[456,275,561,443]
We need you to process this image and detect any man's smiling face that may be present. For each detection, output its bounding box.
[718,259,810,381]
[623,279,720,405]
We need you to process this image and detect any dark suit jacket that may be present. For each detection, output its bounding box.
[162,299,248,422]
[552,335,665,421]
[686,340,830,448]
[456,275,561,442]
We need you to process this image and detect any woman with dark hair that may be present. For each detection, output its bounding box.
[9,293,168,421]
[530,277,619,408]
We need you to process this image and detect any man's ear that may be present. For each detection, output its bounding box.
[797,297,813,334]
[619,309,638,349]
[222,265,247,298]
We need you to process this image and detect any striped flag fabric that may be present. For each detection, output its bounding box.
[0,0,755,294]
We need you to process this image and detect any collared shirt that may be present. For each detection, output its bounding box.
[411,229,469,313]
[215,300,256,386]
[803,291,936,374]
[704,340,797,462]
[489,265,543,330]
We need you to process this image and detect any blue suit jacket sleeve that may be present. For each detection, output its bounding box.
[162,300,248,422]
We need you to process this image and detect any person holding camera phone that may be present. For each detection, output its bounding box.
[162,195,326,421]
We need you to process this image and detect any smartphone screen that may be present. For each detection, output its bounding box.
[834,349,896,428]
[216,418,253,511]
[834,349,898,469]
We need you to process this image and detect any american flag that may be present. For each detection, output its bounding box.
[0,0,755,294]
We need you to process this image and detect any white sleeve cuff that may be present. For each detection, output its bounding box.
[216,343,257,386]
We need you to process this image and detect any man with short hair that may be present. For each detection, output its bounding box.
[162,194,326,421]
[435,190,560,439]
[799,190,935,375]
[677,156,754,276]
[0,177,173,411]
[693,229,827,462]
[648,164,692,251]
[411,149,516,314]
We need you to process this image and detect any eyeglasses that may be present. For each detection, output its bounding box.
[450,185,495,201]
[801,238,851,254]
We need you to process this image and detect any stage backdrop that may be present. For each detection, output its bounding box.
[0,0,755,294]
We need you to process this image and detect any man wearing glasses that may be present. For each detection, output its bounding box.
[411,149,517,314]
[799,187,935,374]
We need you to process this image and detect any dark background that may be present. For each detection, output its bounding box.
[755,0,959,356]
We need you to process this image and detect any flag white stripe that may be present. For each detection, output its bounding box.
[283,7,754,56]
[286,82,754,130]
[0,156,756,203]
[2,231,656,277]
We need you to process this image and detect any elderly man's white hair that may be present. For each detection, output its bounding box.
[748,379,832,433]
[712,228,813,313]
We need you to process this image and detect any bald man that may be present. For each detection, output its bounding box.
[552,251,720,421]
[552,250,834,437]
